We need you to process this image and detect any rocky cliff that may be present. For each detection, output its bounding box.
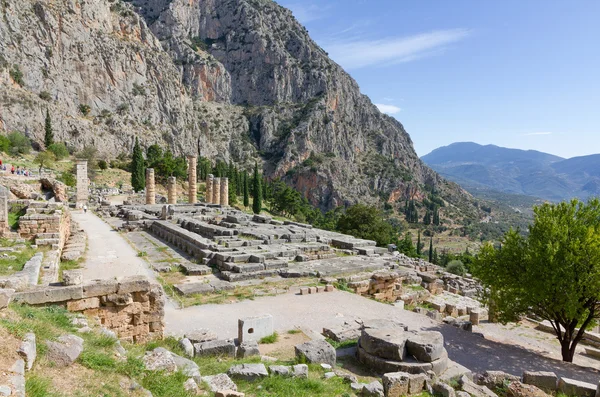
[0,0,476,214]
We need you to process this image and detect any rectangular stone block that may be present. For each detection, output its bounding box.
[308,287,317,294]
[83,279,118,298]
[14,285,83,305]
[300,287,309,295]
[558,377,596,397]
[117,276,151,294]
[238,314,273,344]
[194,339,236,357]
[325,284,334,292]
[67,297,100,311]
[523,371,558,392]
[316,286,325,293]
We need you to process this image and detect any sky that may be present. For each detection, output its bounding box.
[277,0,600,159]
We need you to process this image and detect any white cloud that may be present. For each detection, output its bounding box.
[283,3,329,24]
[523,132,553,136]
[375,104,402,114]
[323,28,471,69]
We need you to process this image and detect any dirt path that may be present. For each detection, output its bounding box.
[71,210,156,282]
[165,290,600,383]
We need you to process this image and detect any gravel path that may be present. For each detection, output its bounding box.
[165,290,600,383]
[71,211,156,282]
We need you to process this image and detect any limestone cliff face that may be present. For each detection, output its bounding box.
[0,0,475,214]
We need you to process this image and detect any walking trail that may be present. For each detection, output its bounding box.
[73,211,600,384]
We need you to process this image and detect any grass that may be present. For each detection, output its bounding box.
[137,251,148,257]
[259,332,279,344]
[58,259,82,281]
[25,375,60,397]
[8,208,25,229]
[325,338,358,350]
[0,245,36,276]
[288,329,301,335]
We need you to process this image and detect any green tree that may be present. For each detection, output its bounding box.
[0,135,11,153]
[243,172,250,208]
[428,237,434,263]
[48,143,69,160]
[44,109,54,148]
[472,199,600,362]
[7,131,31,155]
[336,204,395,247]
[446,260,466,276]
[34,151,55,174]
[252,162,262,214]
[416,230,422,256]
[146,144,163,169]
[130,137,145,192]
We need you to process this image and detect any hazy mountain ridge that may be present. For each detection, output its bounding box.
[422,142,600,201]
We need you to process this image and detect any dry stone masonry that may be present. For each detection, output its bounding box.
[146,168,156,205]
[188,157,197,204]
[168,177,177,204]
[75,160,89,205]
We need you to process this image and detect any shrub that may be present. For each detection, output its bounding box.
[48,143,69,160]
[447,260,466,276]
[7,131,31,155]
[58,171,76,187]
[117,103,129,113]
[78,104,91,116]
[98,159,108,170]
[132,83,146,96]
[0,135,10,153]
[39,91,52,101]
[9,65,24,86]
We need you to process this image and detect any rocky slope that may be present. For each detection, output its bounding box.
[0,0,476,214]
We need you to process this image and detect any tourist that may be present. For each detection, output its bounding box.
[83,204,87,214]
[10,166,14,174]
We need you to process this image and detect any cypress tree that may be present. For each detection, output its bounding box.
[252,162,262,214]
[131,137,146,192]
[416,230,422,256]
[243,172,250,207]
[429,237,433,263]
[44,109,54,148]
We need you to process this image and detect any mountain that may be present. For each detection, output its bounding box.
[422,142,599,201]
[0,0,477,215]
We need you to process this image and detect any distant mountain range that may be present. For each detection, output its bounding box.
[422,142,600,201]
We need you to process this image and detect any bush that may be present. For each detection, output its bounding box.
[39,91,52,101]
[48,143,69,160]
[9,65,24,86]
[7,131,31,155]
[0,135,10,153]
[447,260,466,276]
[58,171,76,187]
[78,104,91,116]
[98,160,108,170]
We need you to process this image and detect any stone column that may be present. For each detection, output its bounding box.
[167,177,177,204]
[206,174,214,204]
[75,160,89,206]
[212,177,221,205]
[145,168,156,205]
[0,186,8,235]
[187,156,197,204]
[220,177,229,207]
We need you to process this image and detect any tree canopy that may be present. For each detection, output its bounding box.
[472,199,600,362]
[337,204,396,247]
[131,138,145,192]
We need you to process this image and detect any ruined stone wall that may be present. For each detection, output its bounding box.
[13,276,164,343]
[348,271,403,302]
[18,202,71,249]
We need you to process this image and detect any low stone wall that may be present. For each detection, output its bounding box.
[13,276,164,343]
[0,253,43,290]
[348,271,403,302]
[18,202,71,249]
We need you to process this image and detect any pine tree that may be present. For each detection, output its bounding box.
[252,162,262,214]
[428,237,434,263]
[433,207,440,225]
[423,210,431,225]
[433,248,439,264]
[243,172,250,208]
[131,137,146,193]
[416,230,422,256]
[44,109,54,148]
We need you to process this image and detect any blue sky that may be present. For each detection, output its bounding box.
[277,0,600,159]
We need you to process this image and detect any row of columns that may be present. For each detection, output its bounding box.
[144,156,228,207]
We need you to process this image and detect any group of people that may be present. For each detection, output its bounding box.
[0,160,31,176]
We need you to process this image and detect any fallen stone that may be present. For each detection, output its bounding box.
[360,327,409,361]
[460,375,497,397]
[382,372,409,397]
[324,372,336,379]
[202,374,237,392]
[362,380,384,396]
[0,385,11,396]
[143,349,177,372]
[17,333,36,371]
[194,339,236,357]
[215,391,245,397]
[476,371,519,390]
[183,378,199,394]
[236,341,260,359]
[433,382,456,397]
[228,364,269,381]
[295,340,336,367]
[185,328,217,344]
[46,335,84,367]
[506,382,550,397]
[0,288,14,310]
[153,348,201,381]
[179,338,194,358]
[522,371,557,392]
[406,331,445,362]
[557,377,596,397]
[62,270,83,286]
[292,364,308,379]
[321,363,332,370]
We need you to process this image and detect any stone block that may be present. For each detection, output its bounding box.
[83,279,118,298]
[295,340,336,367]
[66,297,100,312]
[185,329,218,344]
[62,270,83,286]
[18,333,36,371]
[433,382,456,397]
[236,341,260,359]
[202,374,237,393]
[300,287,309,295]
[506,382,548,397]
[0,288,14,310]
[238,314,273,344]
[14,285,83,305]
[228,364,268,381]
[325,284,334,292]
[269,365,291,376]
[143,349,177,372]
[382,372,410,397]
[470,310,481,325]
[194,339,236,357]
[360,327,408,361]
[309,287,317,294]
[522,371,558,392]
[362,380,384,396]
[117,276,151,294]
[558,377,596,397]
[46,335,84,367]
[406,331,445,362]
[316,286,325,293]
[215,391,245,397]
[292,364,308,379]
[179,338,194,358]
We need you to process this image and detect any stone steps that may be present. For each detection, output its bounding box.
[221,269,280,282]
